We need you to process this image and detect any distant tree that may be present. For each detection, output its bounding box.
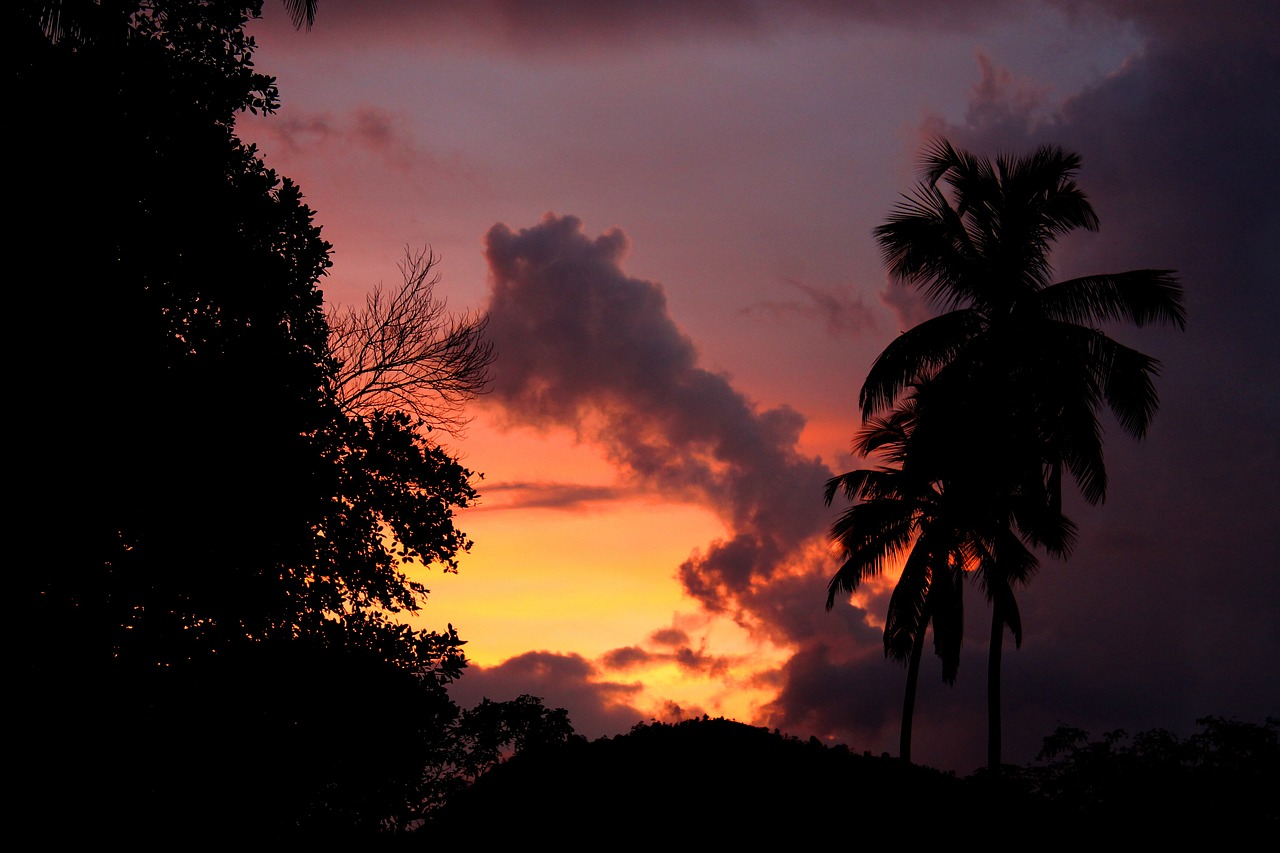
[850,139,1184,773]
[1024,717,1279,833]
[455,694,581,779]
[15,0,481,835]
[329,247,495,434]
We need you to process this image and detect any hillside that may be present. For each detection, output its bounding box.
[427,715,1277,844]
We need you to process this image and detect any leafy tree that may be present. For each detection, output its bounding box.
[852,139,1184,772]
[15,0,481,835]
[417,694,583,816]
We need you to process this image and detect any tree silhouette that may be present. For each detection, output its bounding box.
[16,1,484,834]
[853,139,1184,772]
[826,381,1073,763]
[825,393,967,764]
[328,247,495,434]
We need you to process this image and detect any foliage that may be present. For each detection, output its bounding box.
[833,139,1184,769]
[1020,717,1280,833]
[15,0,485,835]
[824,392,970,762]
[420,695,585,816]
[429,717,1046,843]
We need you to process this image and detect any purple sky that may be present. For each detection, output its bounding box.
[242,0,1279,772]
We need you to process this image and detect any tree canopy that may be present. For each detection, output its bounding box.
[15,0,488,835]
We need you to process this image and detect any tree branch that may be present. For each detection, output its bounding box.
[328,247,495,434]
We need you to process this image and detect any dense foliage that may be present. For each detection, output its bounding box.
[15,0,485,835]
[433,716,1277,842]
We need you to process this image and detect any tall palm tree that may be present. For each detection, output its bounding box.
[862,139,1185,772]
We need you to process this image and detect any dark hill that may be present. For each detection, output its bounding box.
[426,717,1055,843]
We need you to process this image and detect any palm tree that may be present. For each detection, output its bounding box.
[861,139,1185,772]
[826,382,1074,763]
[824,390,969,763]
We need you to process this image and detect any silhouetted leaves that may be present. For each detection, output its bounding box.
[15,1,484,837]
[836,138,1184,770]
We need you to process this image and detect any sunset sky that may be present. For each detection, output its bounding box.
[240,0,1278,773]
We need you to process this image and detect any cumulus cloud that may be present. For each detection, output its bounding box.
[483,214,836,621]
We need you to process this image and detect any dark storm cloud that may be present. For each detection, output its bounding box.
[446,651,647,740]
[483,214,835,616]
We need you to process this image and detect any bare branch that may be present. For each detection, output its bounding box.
[328,247,495,433]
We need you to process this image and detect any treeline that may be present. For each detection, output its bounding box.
[431,715,1279,842]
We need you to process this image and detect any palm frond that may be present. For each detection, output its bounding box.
[884,547,932,662]
[859,309,983,417]
[1038,270,1185,330]
[282,0,318,30]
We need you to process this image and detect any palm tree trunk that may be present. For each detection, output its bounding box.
[987,600,1003,776]
[900,618,927,763]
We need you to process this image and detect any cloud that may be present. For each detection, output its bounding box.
[649,628,690,647]
[446,651,647,740]
[473,481,626,511]
[739,277,879,339]
[877,277,934,333]
[600,646,652,670]
[599,642,731,677]
[477,212,925,759]
[483,214,836,621]
[255,105,417,168]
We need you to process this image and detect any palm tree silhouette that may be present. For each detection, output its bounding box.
[826,381,1074,763]
[859,139,1185,772]
[825,393,967,763]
